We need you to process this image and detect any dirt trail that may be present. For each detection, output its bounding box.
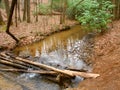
[71,21,120,90]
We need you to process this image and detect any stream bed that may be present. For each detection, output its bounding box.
[0,25,95,90]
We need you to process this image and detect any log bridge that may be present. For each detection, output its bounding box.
[0,52,100,83]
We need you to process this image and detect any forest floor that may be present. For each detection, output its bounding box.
[0,1,120,89]
[0,20,120,90]
[70,21,120,90]
[0,8,77,50]
[0,1,77,50]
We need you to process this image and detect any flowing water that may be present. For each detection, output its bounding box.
[0,25,94,90]
[14,25,87,56]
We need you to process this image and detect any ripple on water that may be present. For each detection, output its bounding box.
[12,26,95,89]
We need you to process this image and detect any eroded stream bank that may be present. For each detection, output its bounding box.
[14,25,87,56]
[0,25,96,90]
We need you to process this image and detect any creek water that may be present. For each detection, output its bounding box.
[0,25,94,90]
[14,25,87,56]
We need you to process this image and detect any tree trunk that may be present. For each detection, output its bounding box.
[62,0,67,24]
[60,0,67,24]
[4,0,10,19]
[15,1,18,27]
[60,0,63,24]
[113,0,119,20]
[35,0,38,22]
[23,0,27,21]
[115,0,119,19]
[50,0,53,16]
[27,0,31,23]
[17,0,21,22]
[21,0,24,10]
[0,10,4,25]
[118,0,120,19]
[6,0,19,43]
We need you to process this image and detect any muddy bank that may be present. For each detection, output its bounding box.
[19,23,78,46]
[69,21,120,90]
[0,29,96,90]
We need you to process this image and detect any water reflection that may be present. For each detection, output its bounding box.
[37,37,91,71]
[14,25,87,56]
[6,25,93,90]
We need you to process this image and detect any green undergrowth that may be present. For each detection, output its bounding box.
[0,1,5,9]
[0,25,7,32]
[33,3,51,15]
[67,0,115,33]
[33,0,114,33]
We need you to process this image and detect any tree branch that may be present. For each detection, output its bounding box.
[6,0,19,43]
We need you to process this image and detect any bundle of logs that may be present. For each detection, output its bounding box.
[0,52,100,85]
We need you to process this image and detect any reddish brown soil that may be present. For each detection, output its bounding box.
[69,21,120,90]
[0,1,77,49]
[0,1,120,89]
[0,9,77,49]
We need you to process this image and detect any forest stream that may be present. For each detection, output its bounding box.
[0,25,95,90]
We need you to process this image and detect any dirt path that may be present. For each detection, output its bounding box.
[70,21,120,90]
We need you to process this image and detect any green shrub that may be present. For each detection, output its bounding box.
[52,0,63,12]
[67,0,115,33]
[33,3,51,15]
[66,0,81,19]
[33,0,63,15]
[0,1,5,9]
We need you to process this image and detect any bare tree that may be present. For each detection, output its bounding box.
[6,0,19,43]
[111,0,120,20]
[4,0,10,19]
[35,0,38,22]
[15,1,18,27]
[60,0,67,24]
[50,0,53,15]
[118,0,120,19]
[0,10,4,25]
[60,0,63,24]
[23,0,27,21]
[62,0,67,24]
[23,0,31,22]
[17,0,21,22]
[27,0,31,23]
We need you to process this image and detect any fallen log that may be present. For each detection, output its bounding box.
[0,55,41,70]
[0,52,100,78]
[0,68,57,75]
[67,67,87,72]
[65,70,100,79]
[0,59,28,69]
[0,52,73,77]
[0,55,27,66]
